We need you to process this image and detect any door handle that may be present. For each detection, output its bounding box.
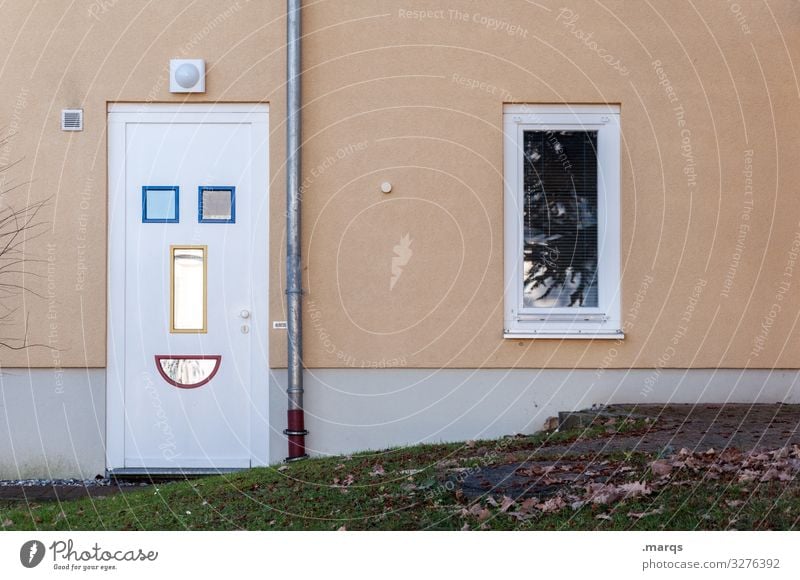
[240,309,251,319]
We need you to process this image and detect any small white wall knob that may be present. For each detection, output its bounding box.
[381,182,393,194]
[240,309,251,319]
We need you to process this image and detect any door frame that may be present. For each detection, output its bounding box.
[106,102,270,473]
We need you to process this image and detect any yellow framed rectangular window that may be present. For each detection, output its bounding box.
[170,245,207,333]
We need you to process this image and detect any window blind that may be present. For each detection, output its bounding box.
[522,130,599,308]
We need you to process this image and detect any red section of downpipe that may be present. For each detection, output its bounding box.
[286,409,307,459]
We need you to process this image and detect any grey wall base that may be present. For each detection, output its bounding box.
[0,369,105,479]
[269,368,800,463]
[2,368,799,478]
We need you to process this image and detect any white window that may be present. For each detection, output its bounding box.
[503,104,622,338]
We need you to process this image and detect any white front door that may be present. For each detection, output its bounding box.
[107,104,269,472]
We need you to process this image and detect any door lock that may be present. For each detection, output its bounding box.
[240,309,251,319]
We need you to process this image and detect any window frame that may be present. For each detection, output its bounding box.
[503,104,622,339]
[169,244,208,334]
[141,185,180,223]
[198,185,236,224]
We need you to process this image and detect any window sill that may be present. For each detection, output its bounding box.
[504,331,625,340]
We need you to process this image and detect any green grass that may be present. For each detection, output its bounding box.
[1,423,798,531]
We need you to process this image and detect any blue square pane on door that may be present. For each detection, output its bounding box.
[198,186,235,223]
[142,186,179,223]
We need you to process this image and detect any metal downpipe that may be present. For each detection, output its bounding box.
[284,0,308,460]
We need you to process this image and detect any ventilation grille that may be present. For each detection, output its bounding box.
[61,109,83,131]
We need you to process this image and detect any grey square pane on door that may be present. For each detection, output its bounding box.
[198,186,235,223]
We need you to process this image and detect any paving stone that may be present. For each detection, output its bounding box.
[457,403,800,501]
[0,484,143,502]
[548,403,800,456]
[456,460,616,501]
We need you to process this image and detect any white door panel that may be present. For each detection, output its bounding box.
[107,104,269,472]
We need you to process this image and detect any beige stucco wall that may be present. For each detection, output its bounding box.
[0,1,798,370]
[0,0,285,368]
[295,0,800,369]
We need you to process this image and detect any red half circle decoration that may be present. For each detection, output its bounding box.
[155,355,221,389]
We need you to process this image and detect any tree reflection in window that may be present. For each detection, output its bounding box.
[155,355,221,389]
[523,130,598,307]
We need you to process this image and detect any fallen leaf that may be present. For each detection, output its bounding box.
[370,464,385,477]
[760,468,780,482]
[738,469,760,482]
[627,507,664,519]
[669,480,693,487]
[516,464,556,477]
[499,496,515,513]
[467,504,484,517]
[507,511,536,522]
[461,523,470,531]
[651,460,673,477]
[537,496,566,513]
[277,465,289,472]
[619,481,652,498]
[1,519,12,528]
[586,483,622,505]
[520,498,539,513]
[595,513,613,521]
[337,525,347,531]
